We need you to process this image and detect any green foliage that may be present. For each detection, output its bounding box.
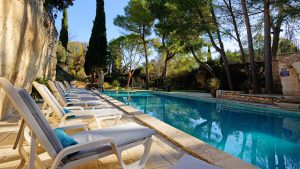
[103,82,111,89]
[56,42,67,64]
[112,80,120,88]
[56,41,87,80]
[279,38,298,54]
[84,0,108,75]
[225,50,243,64]
[59,8,69,50]
[68,42,87,79]
[44,0,74,19]
[114,0,155,88]
[109,35,142,73]
[114,0,154,36]
[167,54,198,77]
[208,78,221,90]
[31,77,49,99]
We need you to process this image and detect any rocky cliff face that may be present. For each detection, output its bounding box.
[0,0,57,120]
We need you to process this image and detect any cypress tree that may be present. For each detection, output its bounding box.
[84,0,108,78]
[59,8,69,50]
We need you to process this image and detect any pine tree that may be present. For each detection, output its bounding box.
[84,0,108,83]
[59,8,69,50]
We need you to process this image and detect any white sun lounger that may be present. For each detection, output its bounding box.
[172,154,222,169]
[48,80,108,108]
[33,82,122,128]
[0,77,154,169]
[63,80,75,91]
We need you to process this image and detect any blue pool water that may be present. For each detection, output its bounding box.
[103,91,300,169]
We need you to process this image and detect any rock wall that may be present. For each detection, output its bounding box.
[216,90,282,104]
[0,0,57,120]
[274,53,300,97]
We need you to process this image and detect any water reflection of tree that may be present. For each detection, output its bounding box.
[191,102,299,169]
[116,93,300,169]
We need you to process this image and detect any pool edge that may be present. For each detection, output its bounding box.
[95,91,257,169]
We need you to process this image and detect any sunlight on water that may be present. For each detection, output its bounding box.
[103,91,300,169]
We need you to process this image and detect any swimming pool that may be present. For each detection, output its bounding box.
[103,91,300,169]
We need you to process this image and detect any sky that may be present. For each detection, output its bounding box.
[55,0,130,43]
[54,0,239,54]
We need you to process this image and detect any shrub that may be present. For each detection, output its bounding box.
[103,82,111,89]
[208,78,221,90]
[112,80,120,88]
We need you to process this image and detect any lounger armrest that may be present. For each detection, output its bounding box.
[65,100,105,107]
[62,112,94,119]
[53,138,118,166]
[65,101,88,107]
[56,124,88,131]
[59,112,95,127]
[65,96,80,99]
[63,106,84,111]
[65,91,78,94]
[66,98,81,102]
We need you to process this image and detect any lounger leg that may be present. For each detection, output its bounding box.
[113,115,121,125]
[136,138,153,167]
[28,133,37,169]
[96,118,103,128]
[112,137,153,169]
[15,159,25,169]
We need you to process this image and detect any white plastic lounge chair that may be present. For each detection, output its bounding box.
[56,80,98,98]
[172,154,221,169]
[33,82,122,128]
[63,81,91,95]
[63,81,72,91]
[48,80,108,108]
[0,77,154,169]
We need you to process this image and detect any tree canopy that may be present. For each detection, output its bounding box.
[59,8,69,50]
[84,0,108,77]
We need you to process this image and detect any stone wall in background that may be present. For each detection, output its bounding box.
[274,53,300,97]
[0,0,57,120]
[216,90,282,104]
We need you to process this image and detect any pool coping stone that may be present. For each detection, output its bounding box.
[95,91,257,169]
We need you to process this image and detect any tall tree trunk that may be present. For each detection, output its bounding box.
[208,2,234,90]
[141,29,149,90]
[264,0,273,94]
[271,17,284,58]
[91,72,95,85]
[191,47,216,78]
[127,71,132,89]
[241,0,259,93]
[223,0,246,64]
[97,68,105,89]
[162,57,168,86]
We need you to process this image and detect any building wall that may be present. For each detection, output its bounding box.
[0,0,57,120]
[274,53,300,97]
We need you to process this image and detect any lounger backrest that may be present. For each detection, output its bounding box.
[33,82,65,119]
[57,81,67,94]
[63,81,71,90]
[48,80,66,106]
[0,78,63,158]
[54,81,67,98]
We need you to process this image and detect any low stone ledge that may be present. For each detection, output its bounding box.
[96,92,257,169]
[217,90,281,105]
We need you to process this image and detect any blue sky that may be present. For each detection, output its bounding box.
[55,0,130,43]
[54,0,238,53]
